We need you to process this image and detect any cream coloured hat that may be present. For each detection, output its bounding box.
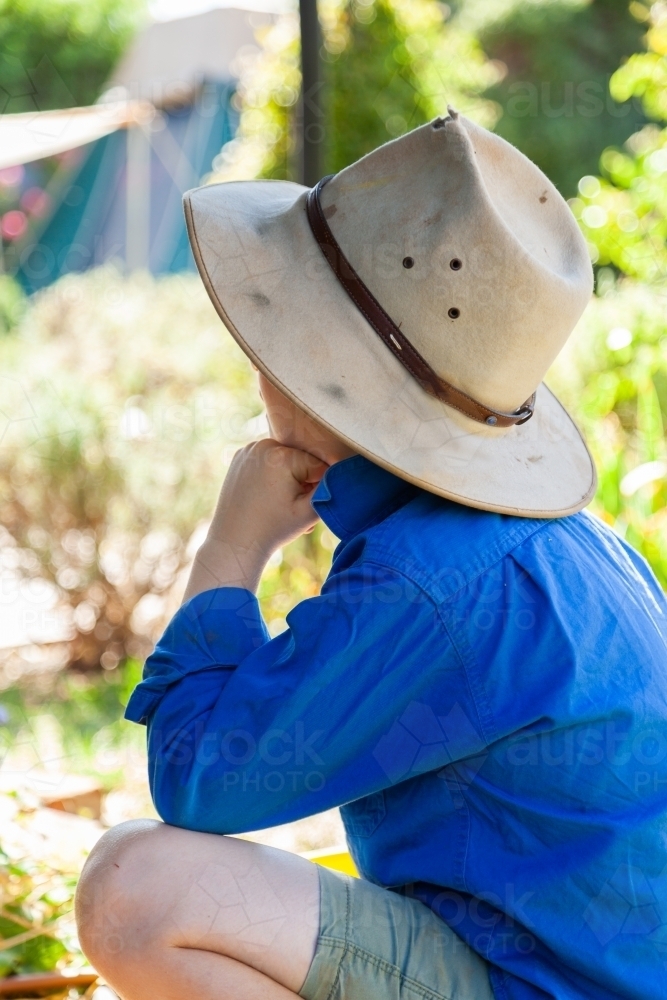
[184,109,596,518]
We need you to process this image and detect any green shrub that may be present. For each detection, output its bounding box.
[0,0,144,112]
[0,847,76,977]
[549,280,667,586]
[574,7,667,281]
[0,275,26,336]
[323,0,501,173]
[468,0,647,196]
[0,267,339,670]
[214,0,501,183]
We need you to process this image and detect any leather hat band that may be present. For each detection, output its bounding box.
[306,175,535,429]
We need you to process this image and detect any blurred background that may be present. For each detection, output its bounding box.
[0,0,667,987]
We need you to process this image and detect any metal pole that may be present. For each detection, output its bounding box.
[126,122,151,272]
[299,0,322,187]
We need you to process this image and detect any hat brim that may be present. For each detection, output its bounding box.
[184,180,596,518]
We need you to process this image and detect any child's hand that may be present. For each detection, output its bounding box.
[182,440,328,602]
[209,439,328,555]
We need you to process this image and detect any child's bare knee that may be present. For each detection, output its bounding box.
[75,819,163,970]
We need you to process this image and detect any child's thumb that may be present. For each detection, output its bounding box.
[289,449,329,487]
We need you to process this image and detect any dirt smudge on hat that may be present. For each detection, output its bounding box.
[320,383,346,402]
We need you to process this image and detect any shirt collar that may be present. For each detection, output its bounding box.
[311,455,419,541]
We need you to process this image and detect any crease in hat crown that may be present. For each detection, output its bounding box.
[182,109,596,519]
[315,109,593,418]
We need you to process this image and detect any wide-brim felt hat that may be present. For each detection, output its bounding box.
[184,109,596,518]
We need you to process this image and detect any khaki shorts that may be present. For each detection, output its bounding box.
[300,866,494,1000]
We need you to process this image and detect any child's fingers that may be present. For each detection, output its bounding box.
[284,447,329,487]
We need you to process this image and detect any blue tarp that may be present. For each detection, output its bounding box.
[17,80,237,293]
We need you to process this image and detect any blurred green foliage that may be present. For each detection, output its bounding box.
[575,7,667,281]
[0,275,26,335]
[549,4,667,586]
[222,14,301,182]
[0,268,337,672]
[0,268,260,670]
[573,133,667,282]
[0,672,110,976]
[5,0,667,982]
[613,3,667,120]
[0,657,143,784]
[215,0,501,182]
[323,0,501,173]
[324,0,432,172]
[0,0,145,112]
[549,281,667,586]
[218,0,647,194]
[0,847,76,976]
[465,0,647,196]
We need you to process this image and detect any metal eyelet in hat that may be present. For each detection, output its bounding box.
[403,256,414,269]
[450,258,462,270]
[448,307,460,319]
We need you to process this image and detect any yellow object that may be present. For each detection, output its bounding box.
[304,846,359,877]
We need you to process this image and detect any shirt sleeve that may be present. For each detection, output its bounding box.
[124,586,269,725]
[125,563,488,835]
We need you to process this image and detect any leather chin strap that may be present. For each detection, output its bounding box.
[305,175,535,429]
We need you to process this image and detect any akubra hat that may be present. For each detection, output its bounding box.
[184,108,596,518]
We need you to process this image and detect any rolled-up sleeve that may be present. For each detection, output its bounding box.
[125,564,485,836]
[125,587,269,725]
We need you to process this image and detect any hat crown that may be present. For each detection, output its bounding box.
[183,111,597,517]
[320,113,593,413]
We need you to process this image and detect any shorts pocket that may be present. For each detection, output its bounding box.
[341,791,386,838]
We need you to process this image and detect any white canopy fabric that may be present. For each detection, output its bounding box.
[0,7,271,169]
[0,101,151,170]
[109,7,268,104]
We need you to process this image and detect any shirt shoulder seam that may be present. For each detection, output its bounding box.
[362,517,550,601]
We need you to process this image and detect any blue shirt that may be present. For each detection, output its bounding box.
[126,455,667,1000]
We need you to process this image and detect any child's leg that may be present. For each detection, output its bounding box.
[75,820,320,1000]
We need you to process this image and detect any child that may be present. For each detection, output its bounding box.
[76,111,667,1000]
